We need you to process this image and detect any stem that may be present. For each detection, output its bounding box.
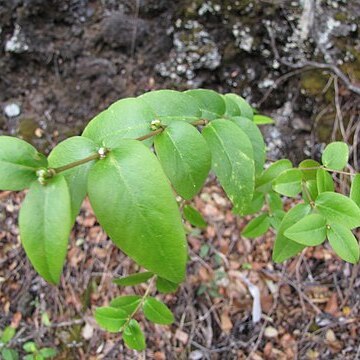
[52,153,100,173]
[300,166,353,176]
[51,119,209,175]
[121,276,156,331]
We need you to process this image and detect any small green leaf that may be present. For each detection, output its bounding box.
[186,89,226,120]
[299,159,320,181]
[139,90,201,124]
[39,348,57,358]
[94,307,128,333]
[321,142,349,170]
[241,192,265,215]
[316,168,334,194]
[224,94,253,120]
[82,98,156,147]
[284,214,327,246]
[202,119,255,214]
[273,168,302,197]
[110,296,142,315]
[327,224,359,264]
[123,319,146,351]
[48,136,98,221]
[269,210,285,230]
[183,205,207,228]
[19,176,72,284]
[253,114,274,125]
[23,355,34,360]
[222,95,241,116]
[315,192,360,229]
[1,348,19,360]
[156,277,179,294]
[273,203,311,262]
[230,116,266,175]
[1,326,16,344]
[143,298,174,325]
[302,180,318,203]
[350,174,360,207]
[23,342,37,353]
[242,213,270,238]
[267,191,283,212]
[112,272,154,286]
[88,140,187,283]
[0,136,47,191]
[154,121,211,199]
[256,159,292,193]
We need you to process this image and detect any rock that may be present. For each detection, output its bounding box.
[5,24,29,53]
[264,326,278,339]
[156,20,221,81]
[4,103,21,117]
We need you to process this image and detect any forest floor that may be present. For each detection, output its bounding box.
[1,180,359,359]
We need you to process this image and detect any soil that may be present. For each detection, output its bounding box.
[0,1,360,359]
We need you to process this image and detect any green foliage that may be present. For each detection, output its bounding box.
[154,121,211,199]
[112,272,154,286]
[183,205,207,228]
[321,141,349,170]
[0,88,359,352]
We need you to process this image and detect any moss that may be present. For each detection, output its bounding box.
[300,71,330,96]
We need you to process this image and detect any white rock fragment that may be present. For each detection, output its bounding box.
[264,326,278,338]
[5,24,29,54]
[4,103,21,117]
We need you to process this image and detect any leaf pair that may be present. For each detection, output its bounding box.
[95,296,174,350]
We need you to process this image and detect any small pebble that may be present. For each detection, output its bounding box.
[264,326,278,338]
[4,103,21,117]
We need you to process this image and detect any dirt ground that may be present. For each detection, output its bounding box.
[1,1,360,359]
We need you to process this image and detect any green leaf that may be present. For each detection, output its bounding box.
[110,296,142,315]
[299,159,320,181]
[1,348,19,360]
[143,298,174,325]
[19,176,72,284]
[1,326,16,344]
[273,203,311,262]
[82,98,156,147]
[269,210,285,230]
[242,213,270,238]
[39,348,57,359]
[327,224,359,264]
[253,114,274,125]
[94,307,128,333]
[156,277,179,294]
[321,142,349,170]
[273,169,302,197]
[302,180,318,203]
[230,116,266,175]
[224,94,253,120]
[23,342,37,353]
[267,191,283,212]
[316,168,334,194]
[315,192,360,229]
[112,272,154,286]
[183,205,207,228]
[241,191,265,215]
[185,89,226,120]
[139,90,201,124]
[154,121,211,199]
[350,174,360,207]
[123,319,146,351]
[222,95,241,116]
[87,140,187,283]
[23,355,34,360]
[0,136,47,191]
[284,214,327,246]
[256,159,292,193]
[48,136,98,220]
[202,119,255,214]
